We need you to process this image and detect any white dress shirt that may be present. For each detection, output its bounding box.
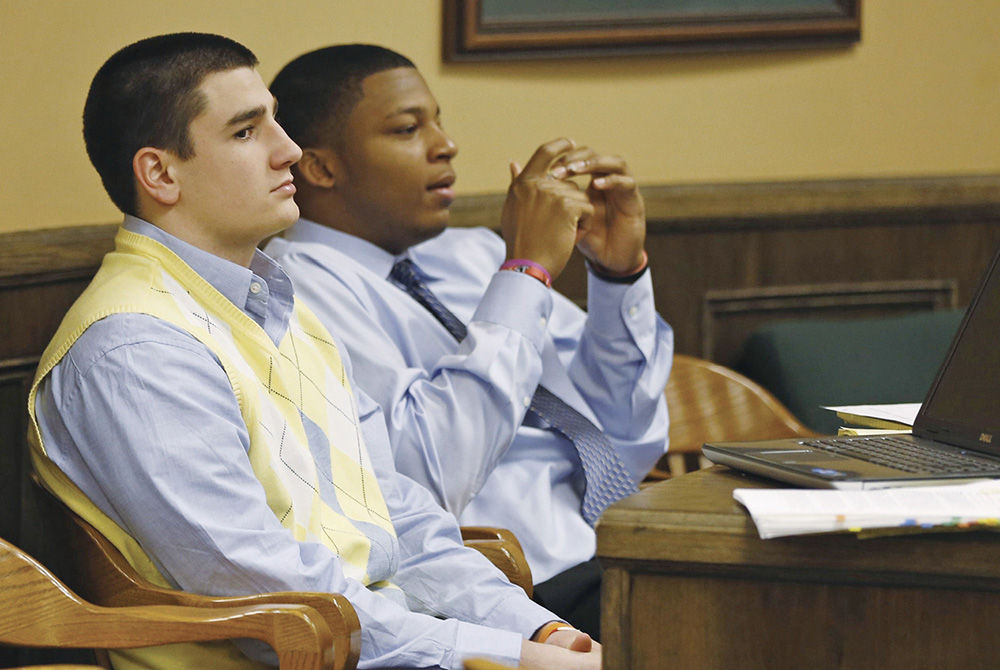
[266,220,673,582]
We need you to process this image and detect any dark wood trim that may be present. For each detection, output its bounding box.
[0,223,117,280]
[701,280,959,362]
[642,173,1000,224]
[704,280,959,313]
[451,173,1000,232]
[4,174,999,280]
[443,0,861,62]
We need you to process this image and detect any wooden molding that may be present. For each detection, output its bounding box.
[701,280,959,362]
[3,174,999,281]
[0,223,116,281]
[641,173,1000,225]
[450,173,1000,233]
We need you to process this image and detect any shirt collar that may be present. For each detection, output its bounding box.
[285,218,406,279]
[122,215,294,342]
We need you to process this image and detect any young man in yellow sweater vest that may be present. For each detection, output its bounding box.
[27,32,598,670]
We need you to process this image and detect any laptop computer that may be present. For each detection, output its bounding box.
[702,244,1000,489]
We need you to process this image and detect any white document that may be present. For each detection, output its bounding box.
[734,480,1000,539]
[823,402,920,426]
[822,403,922,427]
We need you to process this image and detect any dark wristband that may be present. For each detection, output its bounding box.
[587,250,649,284]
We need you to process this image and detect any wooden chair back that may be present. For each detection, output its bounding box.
[0,535,337,669]
[650,354,814,478]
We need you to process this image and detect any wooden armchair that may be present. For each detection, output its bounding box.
[20,465,533,669]
[54,498,533,668]
[648,354,814,479]
[58,507,359,670]
[0,535,339,669]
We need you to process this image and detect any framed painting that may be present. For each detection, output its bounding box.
[443,0,861,61]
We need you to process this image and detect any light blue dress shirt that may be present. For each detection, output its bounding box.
[265,220,673,583]
[34,216,556,669]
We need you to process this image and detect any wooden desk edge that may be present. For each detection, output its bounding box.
[596,466,1000,590]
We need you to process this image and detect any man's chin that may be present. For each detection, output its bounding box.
[275,205,301,230]
[418,220,449,244]
[254,213,299,247]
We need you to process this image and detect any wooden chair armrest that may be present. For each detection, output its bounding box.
[0,538,335,669]
[461,526,533,598]
[61,501,360,670]
[49,489,524,667]
[464,658,520,669]
[460,526,509,542]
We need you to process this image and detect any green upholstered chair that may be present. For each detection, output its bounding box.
[736,309,964,434]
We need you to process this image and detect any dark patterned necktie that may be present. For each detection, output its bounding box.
[390,258,637,525]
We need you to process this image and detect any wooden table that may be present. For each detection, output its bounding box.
[597,466,1000,670]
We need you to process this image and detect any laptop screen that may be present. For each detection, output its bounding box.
[918,246,1000,452]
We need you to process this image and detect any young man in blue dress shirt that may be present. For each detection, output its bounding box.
[265,44,674,639]
[28,32,599,670]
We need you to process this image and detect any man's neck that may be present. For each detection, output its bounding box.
[144,213,262,268]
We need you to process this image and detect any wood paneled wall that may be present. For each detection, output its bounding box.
[544,174,1000,365]
[2,174,999,662]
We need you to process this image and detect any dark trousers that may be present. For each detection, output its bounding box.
[531,557,602,641]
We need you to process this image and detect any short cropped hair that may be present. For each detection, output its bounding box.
[83,32,258,215]
[269,44,415,150]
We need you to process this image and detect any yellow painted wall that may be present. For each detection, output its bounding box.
[2,0,998,233]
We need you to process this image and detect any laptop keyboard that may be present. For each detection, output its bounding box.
[804,435,1000,474]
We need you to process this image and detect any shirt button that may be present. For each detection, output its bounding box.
[539,316,547,328]
[523,396,531,408]
[628,304,639,318]
[249,282,262,295]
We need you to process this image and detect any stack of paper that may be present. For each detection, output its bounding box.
[822,403,920,435]
[734,481,1000,539]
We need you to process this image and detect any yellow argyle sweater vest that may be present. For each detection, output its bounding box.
[27,228,397,669]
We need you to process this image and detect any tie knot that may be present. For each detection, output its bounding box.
[389,258,422,289]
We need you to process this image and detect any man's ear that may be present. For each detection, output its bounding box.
[297,148,340,189]
[133,147,180,206]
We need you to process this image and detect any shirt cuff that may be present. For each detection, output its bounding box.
[586,264,657,340]
[453,621,524,669]
[471,270,553,354]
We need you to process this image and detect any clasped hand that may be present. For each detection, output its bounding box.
[500,137,646,281]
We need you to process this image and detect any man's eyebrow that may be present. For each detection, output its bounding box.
[225,98,276,128]
[384,104,439,120]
